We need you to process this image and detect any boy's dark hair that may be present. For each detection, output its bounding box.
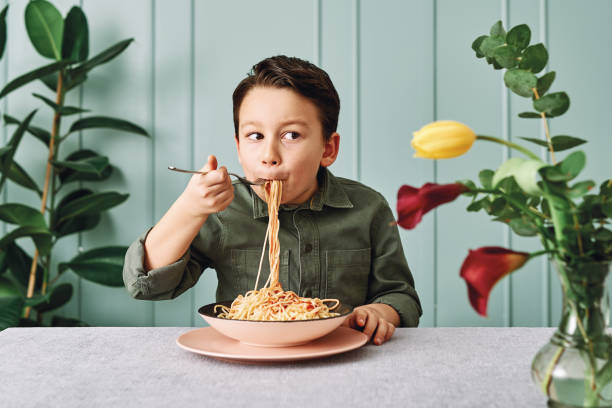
[232,55,340,141]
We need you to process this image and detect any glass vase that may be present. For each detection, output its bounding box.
[531,261,612,407]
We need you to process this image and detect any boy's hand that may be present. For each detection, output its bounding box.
[180,155,234,218]
[342,303,399,346]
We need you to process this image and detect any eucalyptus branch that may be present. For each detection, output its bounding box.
[469,187,548,222]
[476,135,540,161]
[531,88,557,165]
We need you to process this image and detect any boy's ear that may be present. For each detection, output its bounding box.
[320,132,340,167]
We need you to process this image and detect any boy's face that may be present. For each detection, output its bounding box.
[235,86,339,205]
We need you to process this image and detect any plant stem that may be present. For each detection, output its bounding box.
[24,71,64,319]
[531,88,557,165]
[476,135,541,161]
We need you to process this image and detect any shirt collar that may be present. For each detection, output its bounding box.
[251,167,354,219]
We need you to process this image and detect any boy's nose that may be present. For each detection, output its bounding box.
[261,142,281,166]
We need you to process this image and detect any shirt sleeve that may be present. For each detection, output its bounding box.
[367,198,423,327]
[122,215,221,301]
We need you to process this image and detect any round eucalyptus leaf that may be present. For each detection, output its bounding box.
[25,0,64,60]
[489,20,506,39]
[558,150,586,181]
[504,69,537,98]
[472,35,487,58]
[506,24,531,50]
[493,44,520,68]
[536,71,556,97]
[533,92,570,117]
[492,157,546,196]
[518,43,548,73]
[480,37,504,58]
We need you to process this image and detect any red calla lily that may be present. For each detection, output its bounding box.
[460,246,529,317]
[396,183,468,229]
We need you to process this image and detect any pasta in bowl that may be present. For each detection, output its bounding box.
[199,180,353,347]
[198,300,353,347]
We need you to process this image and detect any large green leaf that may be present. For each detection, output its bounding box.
[61,6,88,62]
[3,114,50,146]
[0,296,23,331]
[24,0,64,60]
[58,149,112,184]
[55,190,128,224]
[32,93,89,116]
[0,203,46,227]
[504,69,537,98]
[0,225,52,257]
[0,60,71,99]
[54,212,100,238]
[68,116,149,137]
[4,243,43,292]
[0,110,38,192]
[0,276,20,298]
[54,155,109,175]
[23,291,52,307]
[0,5,8,60]
[34,283,72,312]
[492,157,546,196]
[5,160,41,194]
[533,92,570,117]
[59,246,127,286]
[71,38,133,75]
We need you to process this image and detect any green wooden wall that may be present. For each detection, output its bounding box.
[3,0,611,328]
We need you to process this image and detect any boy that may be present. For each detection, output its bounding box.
[123,55,422,345]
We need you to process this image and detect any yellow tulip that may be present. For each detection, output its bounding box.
[411,120,476,159]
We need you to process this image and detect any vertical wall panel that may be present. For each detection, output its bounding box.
[192,0,315,327]
[436,0,506,326]
[360,0,435,327]
[508,0,547,327]
[80,0,153,326]
[321,0,354,180]
[548,0,612,326]
[151,0,194,327]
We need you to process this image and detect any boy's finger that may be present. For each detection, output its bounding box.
[373,321,388,345]
[386,323,396,340]
[362,313,377,339]
[355,309,367,327]
[201,155,218,172]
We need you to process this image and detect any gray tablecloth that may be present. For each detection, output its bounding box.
[0,326,552,407]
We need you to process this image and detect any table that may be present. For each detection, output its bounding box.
[0,327,552,407]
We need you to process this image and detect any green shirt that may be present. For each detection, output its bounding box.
[122,168,422,327]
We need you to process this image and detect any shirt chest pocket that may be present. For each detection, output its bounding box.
[325,248,371,308]
[231,248,290,294]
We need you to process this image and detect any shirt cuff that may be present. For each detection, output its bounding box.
[122,227,191,300]
[371,292,422,327]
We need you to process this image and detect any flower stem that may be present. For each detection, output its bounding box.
[476,135,541,161]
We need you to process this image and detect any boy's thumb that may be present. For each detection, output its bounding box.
[201,155,218,172]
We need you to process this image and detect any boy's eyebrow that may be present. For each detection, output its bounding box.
[240,119,310,129]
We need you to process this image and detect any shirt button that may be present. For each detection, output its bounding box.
[304,243,313,253]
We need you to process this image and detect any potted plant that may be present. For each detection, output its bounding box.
[396,21,612,407]
[0,1,149,330]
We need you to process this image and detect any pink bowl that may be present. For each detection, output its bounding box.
[198,301,353,347]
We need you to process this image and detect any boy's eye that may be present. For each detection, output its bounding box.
[282,131,300,141]
[246,132,263,141]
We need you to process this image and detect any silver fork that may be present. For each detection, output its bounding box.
[168,166,266,186]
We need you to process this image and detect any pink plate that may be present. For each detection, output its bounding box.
[176,326,368,363]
